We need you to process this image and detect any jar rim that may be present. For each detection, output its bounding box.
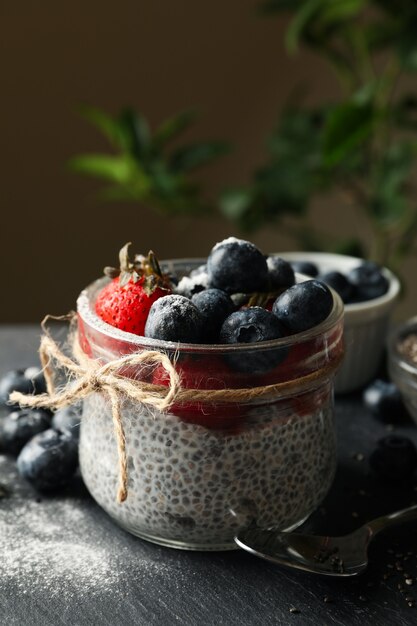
[77,258,344,356]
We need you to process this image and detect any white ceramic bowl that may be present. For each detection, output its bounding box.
[278,252,401,394]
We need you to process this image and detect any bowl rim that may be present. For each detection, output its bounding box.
[276,251,400,315]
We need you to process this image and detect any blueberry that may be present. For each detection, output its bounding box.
[220,307,285,344]
[266,256,295,290]
[348,261,389,301]
[0,408,51,455]
[363,379,406,423]
[369,435,417,480]
[0,367,46,409]
[207,237,269,294]
[319,271,354,303]
[272,280,333,333]
[191,289,234,342]
[290,261,319,278]
[220,307,288,373]
[145,295,204,343]
[51,403,82,439]
[17,428,78,492]
[23,367,47,395]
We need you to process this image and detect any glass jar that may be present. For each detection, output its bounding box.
[76,259,344,551]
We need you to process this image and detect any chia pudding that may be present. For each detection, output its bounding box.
[77,260,344,550]
[79,388,336,549]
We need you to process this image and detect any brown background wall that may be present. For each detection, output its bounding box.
[1,1,414,322]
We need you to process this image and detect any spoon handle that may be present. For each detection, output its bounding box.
[367,503,417,535]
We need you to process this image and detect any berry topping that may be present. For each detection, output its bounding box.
[363,379,406,423]
[290,261,319,278]
[95,243,172,336]
[145,295,204,343]
[319,271,354,303]
[219,308,288,373]
[0,408,51,455]
[272,280,333,333]
[207,237,269,294]
[348,261,389,301]
[17,428,78,492]
[266,256,295,290]
[191,288,234,342]
[369,435,417,480]
[220,307,286,344]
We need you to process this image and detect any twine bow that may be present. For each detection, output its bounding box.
[10,314,181,503]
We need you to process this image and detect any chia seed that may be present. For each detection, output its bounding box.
[79,392,336,549]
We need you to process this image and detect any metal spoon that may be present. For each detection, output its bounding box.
[234,504,417,576]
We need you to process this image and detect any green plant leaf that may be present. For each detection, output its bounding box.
[319,0,365,25]
[220,188,255,220]
[169,142,230,172]
[333,238,364,257]
[374,0,417,16]
[322,102,375,166]
[267,107,324,162]
[284,0,365,54]
[398,32,417,71]
[286,0,325,53]
[364,20,399,52]
[255,160,312,216]
[119,109,151,161]
[78,105,130,151]
[67,154,135,183]
[149,162,181,197]
[370,142,414,223]
[153,110,197,149]
[394,95,417,130]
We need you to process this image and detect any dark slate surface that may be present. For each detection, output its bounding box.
[2,325,417,626]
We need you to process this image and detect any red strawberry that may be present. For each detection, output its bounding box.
[95,243,172,336]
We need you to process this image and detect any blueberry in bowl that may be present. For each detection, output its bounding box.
[277,252,400,393]
[348,261,389,302]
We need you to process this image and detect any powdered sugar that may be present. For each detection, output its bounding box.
[0,457,120,598]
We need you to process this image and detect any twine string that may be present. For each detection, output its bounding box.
[10,313,343,504]
[10,314,182,503]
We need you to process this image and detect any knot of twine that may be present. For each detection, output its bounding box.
[10,313,343,504]
[10,314,181,503]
